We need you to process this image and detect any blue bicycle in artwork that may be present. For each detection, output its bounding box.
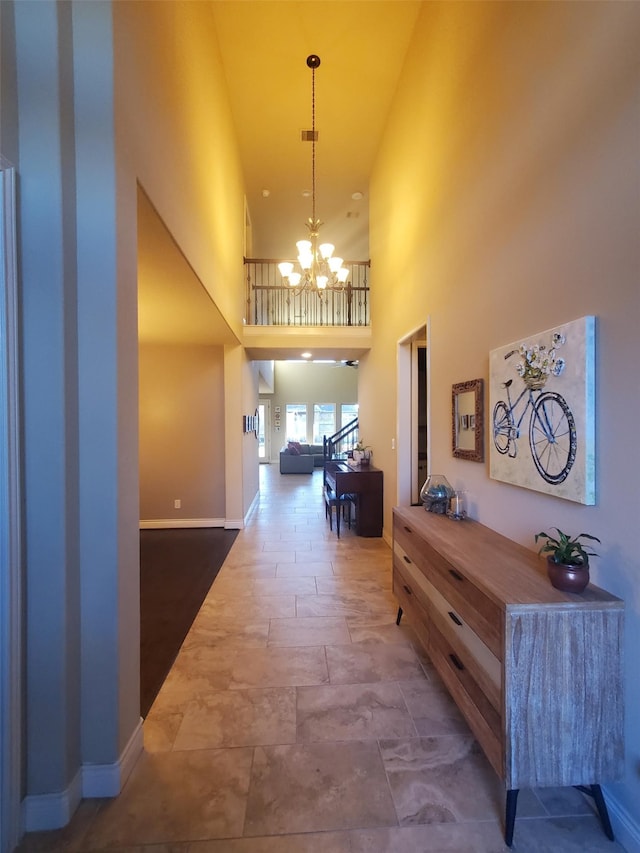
[492,334,577,485]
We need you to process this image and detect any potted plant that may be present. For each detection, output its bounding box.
[352,441,371,465]
[534,527,601,593]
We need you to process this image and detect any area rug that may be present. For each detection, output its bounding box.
[139,527,238,717]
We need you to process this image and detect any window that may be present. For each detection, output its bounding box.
[313,404,336,443]
[341,403,358,428]
[285,404,307,442]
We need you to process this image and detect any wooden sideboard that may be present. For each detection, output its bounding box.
[392,506,624,846]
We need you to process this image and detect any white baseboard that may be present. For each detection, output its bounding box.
[21,770,82,832]
[224,518,245,529]
[237,487,261,529]
[606,789,640,853]
[82,717,143,798]
[140,518,225,529]
[21,719,143,832]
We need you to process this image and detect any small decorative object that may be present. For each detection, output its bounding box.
[448,490,466,521]
[353,441,371,465]
[420,474,454,514]
[534,527,601,593]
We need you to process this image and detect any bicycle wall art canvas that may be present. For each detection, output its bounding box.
[489,316,596,504]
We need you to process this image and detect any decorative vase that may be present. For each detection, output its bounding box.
[448,490,466,520]
[546,555,590,593]
[420,474,454,514]
[352,449,363,464]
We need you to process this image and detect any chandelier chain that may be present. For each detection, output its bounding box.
[311,63,316,225]
[277,54,349,294]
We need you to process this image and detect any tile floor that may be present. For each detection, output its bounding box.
[17,465,626,852]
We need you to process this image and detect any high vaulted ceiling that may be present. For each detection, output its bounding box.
[138,2,422,352]
[211,1,421,261]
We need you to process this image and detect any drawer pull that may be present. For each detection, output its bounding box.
[403,584,413,596]
[403,525,412,533]
[449,569,464,582]
[403,555,412,565]
[448,611,463,627]
[449,653,465,671]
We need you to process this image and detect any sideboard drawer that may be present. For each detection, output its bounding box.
[395,517,503,658]
[428,617,504,777]
[395,537,502,710]
[392,554,430,621]
[392,558,430,650]
[393,540,433,613]
[426,574,502,712]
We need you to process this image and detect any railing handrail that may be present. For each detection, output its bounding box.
[330,417,359,445]
[244,259,371,327]
[323,418,359,463]
[245,257,370,266]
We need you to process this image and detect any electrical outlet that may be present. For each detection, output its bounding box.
[391,438,396,450]
[174,499,181,509]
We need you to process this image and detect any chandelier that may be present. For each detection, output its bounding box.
[278,55,350,293]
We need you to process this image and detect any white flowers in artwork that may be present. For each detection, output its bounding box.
[516,332,566,387]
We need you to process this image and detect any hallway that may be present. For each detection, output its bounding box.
[18,465,624,852]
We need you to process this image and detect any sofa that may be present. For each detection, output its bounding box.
[279,442,325,474]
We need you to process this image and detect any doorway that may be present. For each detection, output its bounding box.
[414,342,428,501]
[397,322,429,507]
[258,401,270,462]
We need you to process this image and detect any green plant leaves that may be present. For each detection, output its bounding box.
[535,527,600,565]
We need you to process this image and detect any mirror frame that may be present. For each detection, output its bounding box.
[452,378,484,462]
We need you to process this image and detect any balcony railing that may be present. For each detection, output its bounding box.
[244,259,371,327]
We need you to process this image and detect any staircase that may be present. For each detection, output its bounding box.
[323,418,359,463]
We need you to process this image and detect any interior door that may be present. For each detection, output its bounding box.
[397,322,429,508]
[258,401,270,462]
[411,341,428,504]
[411,339,428,504]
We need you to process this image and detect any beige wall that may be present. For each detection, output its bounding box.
[115,1,259,524]
[365,0,640,828]
[114,0,246,340]
[139,344,226,522]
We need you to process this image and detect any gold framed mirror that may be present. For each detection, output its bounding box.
[452,378,484,462]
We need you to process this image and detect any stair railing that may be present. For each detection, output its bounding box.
[323,418,359,464]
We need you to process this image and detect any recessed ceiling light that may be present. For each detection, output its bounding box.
[301,352,312,359]
[261,189,270,197]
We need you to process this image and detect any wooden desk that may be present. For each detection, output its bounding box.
[325,461,383,537]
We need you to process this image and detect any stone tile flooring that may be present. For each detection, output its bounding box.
[17,465,626,852]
